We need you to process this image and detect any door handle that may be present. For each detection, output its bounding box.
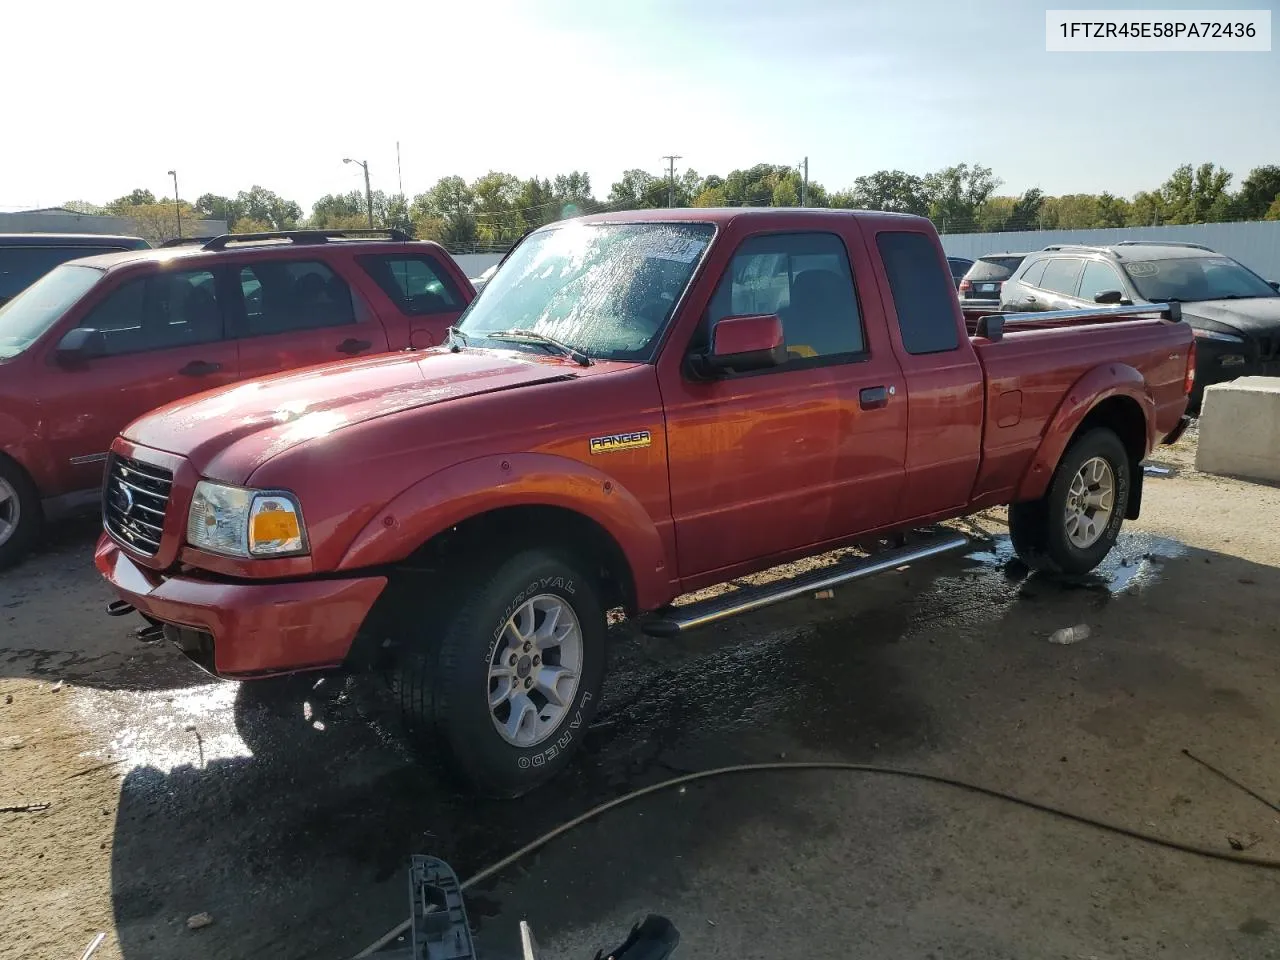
[1023,295,1038,304]
[179,360,222,376]
[337,338,372,355]
[859,385,889,410]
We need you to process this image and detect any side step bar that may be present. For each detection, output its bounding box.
[640,532,969,638]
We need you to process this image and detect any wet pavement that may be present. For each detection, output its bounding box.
[7,514,1280,959]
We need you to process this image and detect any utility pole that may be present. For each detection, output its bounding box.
[663,154,682,208]
[343,158,375,228]
[396,142,404,197]
[800,157,809,206]
[166,169,181,238]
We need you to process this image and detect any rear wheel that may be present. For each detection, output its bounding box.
[396,548,606,798]
[0,458,42,571]
[1008,428,1130,576]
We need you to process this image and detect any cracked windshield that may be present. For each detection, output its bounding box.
[2,2,1280,960]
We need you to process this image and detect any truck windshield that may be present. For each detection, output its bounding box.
[1122,256,1278,302]
[457,221,715,362]
[0,263,104,359]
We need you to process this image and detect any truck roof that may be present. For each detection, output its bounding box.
[568,207,933,229]
[64,233,450,271]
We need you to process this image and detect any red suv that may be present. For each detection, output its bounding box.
[0,229,474,568]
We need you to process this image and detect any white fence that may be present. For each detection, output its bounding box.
[939,220,1280,282]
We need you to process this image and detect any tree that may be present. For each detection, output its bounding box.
[195,193,245,227]
[843,170,929,215]
[61,200,106,215]
[976,196,1016,232]
[1095,192,1130,228]
[1235,165,1280,220]
[1128,190,1166,227]
[1005,188,1045,231]
[472,171,523,245]
[235,185,302,230]
[608,169,665,208]
[1157,163,1232,224]
[115,201,205,244]
[922,163,1001,232]
[411,176,477,249]
[551,171,597,215]
[1266,196,1280,221]
[384,194,413,235]
[309,191,368,227]
[106,188,157,212]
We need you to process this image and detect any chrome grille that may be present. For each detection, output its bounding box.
[103,455,172,556]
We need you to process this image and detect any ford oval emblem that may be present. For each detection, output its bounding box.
[115,481,135,517]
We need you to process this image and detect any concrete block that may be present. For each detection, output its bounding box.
[1196,377,1280,484]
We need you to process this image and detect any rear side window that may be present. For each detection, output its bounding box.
[357,255,463,316]
[965,256,1025,282]
[82,269,224,356]
[706,232,864,362]
[876,231,959,355]
[1040,258,1084,296]
[237,260,355,335]
[1020,258,1050,288]
[0,246,125,300]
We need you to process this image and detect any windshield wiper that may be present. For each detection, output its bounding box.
[446,325,469,352]
[483,329,592,367]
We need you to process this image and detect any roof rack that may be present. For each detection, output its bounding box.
[1041,243,1108,252]
[159,236,213,248]
[201,228,410,251]
[1112,240,1214,251]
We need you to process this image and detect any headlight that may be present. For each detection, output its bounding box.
[1192,328,1244,343]
[187,481,308,558]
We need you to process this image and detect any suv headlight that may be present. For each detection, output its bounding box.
[186,481,308,558]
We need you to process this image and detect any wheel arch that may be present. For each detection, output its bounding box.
[1016,364,1153,514]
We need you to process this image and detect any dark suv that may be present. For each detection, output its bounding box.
[957,253,1028,303]
[0,233,151,307]
[1001,241,1280,412]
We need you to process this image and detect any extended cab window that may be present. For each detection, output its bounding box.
[82,269,223,356]
[875,231,959,354]
[707,232,864,361]
[237,260,355,335]
[1078,260,1125,301]
[358,255,462,316]
[1040,258,1084,296]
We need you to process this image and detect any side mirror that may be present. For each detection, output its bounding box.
[698,314,787,376]
[1093,290,1123,305]
[55,327,106,366]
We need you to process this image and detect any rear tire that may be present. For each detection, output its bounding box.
[396,548,606,798]
[1008,428,1130,576]
[0,457,42,571]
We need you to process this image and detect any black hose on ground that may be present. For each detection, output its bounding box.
[352,759,1280,957]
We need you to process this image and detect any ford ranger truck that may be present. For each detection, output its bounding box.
[95,208,1194,797]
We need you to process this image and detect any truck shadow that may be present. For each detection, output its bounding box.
[106,532,1280,958]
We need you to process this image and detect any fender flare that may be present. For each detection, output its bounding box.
[337,452,672,610]
[1015,363,1154,503]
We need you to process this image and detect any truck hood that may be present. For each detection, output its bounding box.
[122,348,578,475]
[1183,297,1280,335]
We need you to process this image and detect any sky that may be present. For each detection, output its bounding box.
[2,0,1276,215]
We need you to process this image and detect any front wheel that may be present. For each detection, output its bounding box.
[0,458,42,571]
[396,549,606,798]
[1008,428,1130,576]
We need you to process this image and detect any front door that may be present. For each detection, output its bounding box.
[661,229,907,581]
[232,258,390,380]
[41,266,239,493]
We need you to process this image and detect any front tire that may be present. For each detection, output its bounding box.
[1008,428,1130,576]
[0,457,42,571]
[397,549,606,798]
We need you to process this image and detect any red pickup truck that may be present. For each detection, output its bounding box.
[95,208,1194,796]
[0,230,474,568]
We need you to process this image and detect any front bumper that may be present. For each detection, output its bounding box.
[95,535,387,678]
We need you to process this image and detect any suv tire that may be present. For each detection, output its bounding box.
[0,457,43,571]
[1008,428,1130,576]
[397,548,606,798]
